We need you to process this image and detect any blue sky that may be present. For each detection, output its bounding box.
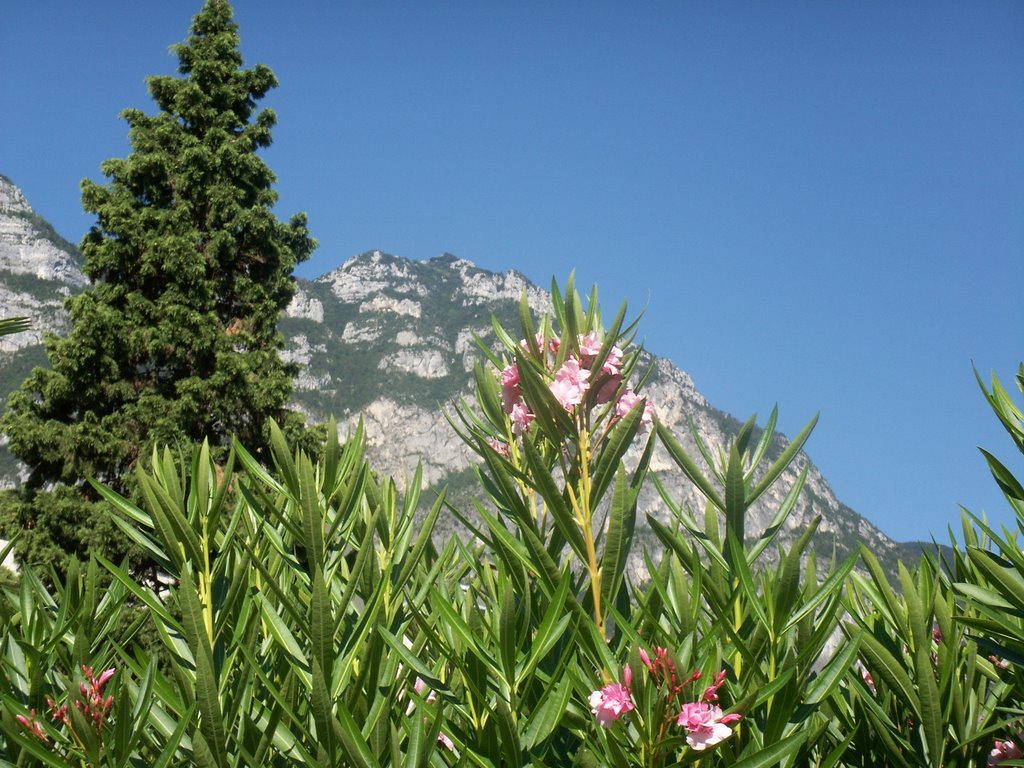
[2,1,1021,542]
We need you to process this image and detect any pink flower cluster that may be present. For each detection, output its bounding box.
[990,739,1023,766]
[15,709,47,742]
[496,331,652,440]
[589,647,740,752]
[17,665,116,744]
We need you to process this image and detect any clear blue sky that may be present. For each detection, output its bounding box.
[2,1,1021,542]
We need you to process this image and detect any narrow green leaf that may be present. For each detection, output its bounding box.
[856,626,921,719]
[492,698,522,767]
[522,673,572,749]
[498,584,518,684]
[747,413,819,507]
[747,465,808,564]
[178,569,228,768]
[656,421,725,511]
[805,630,863,704]
[268,418,300,496]
[599,465,635,616]
[336,695,382,768]
[590,399,642,505]
[730,729,811,768]
[914,633,944,765]
[782,551,858,633]
[311,656,340,761]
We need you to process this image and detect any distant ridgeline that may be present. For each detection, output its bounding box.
[0,174,926,577]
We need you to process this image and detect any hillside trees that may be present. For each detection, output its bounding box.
[0,0,318,571]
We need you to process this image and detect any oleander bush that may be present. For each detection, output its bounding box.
[1,284,1022,767]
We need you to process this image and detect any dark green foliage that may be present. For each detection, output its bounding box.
[0,0,316,568]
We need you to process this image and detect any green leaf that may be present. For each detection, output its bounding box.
[178,568,228,768]
[782,551,857,633]
[914,632,944,765]
[590,398,642,505]
[492,698,522,767]
[747,413,819,507]
[311,656,340,761]
[805,630,862,704]
[599,465,636,615]
[730,729,811,768]
[656,421,726,511]
[522,673,572,749]
[856,626,921,719]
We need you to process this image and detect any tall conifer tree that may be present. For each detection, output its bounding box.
[1,0,316,568]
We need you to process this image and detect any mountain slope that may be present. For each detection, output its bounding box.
[0,175,908,573]
[279,249,902,573]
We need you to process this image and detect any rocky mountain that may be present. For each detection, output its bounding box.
[0,175,912,575]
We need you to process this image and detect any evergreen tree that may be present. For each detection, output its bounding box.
[0,0,316,569]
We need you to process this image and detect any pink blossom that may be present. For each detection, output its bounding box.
[437,731,455,751]
[550,357,590,411]
[578,331,603,359]
[510,401,534,436]
[860,667,876,696]
[602,345,624,377]
[701,669,727,703]
[16,710,47,742]
[616,389,654,433]
[676,702,741,750]
[520,333,558,358]
[989,740,1023,765]
[413,677,438,704]
[487,437,510,457]
[589,682,634,727]
[97,667,116,688]
[499,364,521,414]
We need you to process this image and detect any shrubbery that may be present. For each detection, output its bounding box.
[1,281,1021,766]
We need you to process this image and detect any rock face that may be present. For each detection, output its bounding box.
[0,176,86,353]
[0,176,907,575]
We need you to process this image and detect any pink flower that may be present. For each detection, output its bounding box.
[16,710,47,742]
[602,345,624,377]
[990,740,1023,765]
[860,666,876,696]
[701,669,727,703]
[413,676,438,704]
[676,702,741,750]
[499,364,521,414]
[616,389,654,433]
[589,682,634,727]
[437,731,455,751]
[578,331,603,359]
[97,667,116,688]
[550,357,590,411]
[510,401,534,435]
[520,333,558,358]
[487,437,510,457]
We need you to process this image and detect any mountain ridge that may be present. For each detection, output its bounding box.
[0,175,914,575]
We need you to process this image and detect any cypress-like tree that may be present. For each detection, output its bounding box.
[1,0,316,569]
